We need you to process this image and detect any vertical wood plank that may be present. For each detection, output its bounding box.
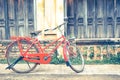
[4,0,10,39]
[9,0,16,37]
[67,0,75,38]
[0,0,5,39]
[56,0,64,37]
[36,0,45,30]
[95,0,104,38]
[36,0,64,39]
[116,0,120,38]
[77,0,87,38]
[106,0,114,38]
[87,0,95,38]
[28,0,34,36]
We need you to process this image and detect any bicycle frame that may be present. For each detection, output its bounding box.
[9,34,70,64]
[5,22,85,73]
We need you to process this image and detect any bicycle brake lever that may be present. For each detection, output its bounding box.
[68,37,76,41]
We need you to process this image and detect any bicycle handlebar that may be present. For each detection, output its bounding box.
[43,22,66,31]
[30,22,66,36]
[30,17,69,36]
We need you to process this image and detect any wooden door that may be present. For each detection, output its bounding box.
[0,0,34,40]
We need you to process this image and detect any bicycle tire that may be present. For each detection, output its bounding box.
[6,40,39,73]
[67,42,85,73]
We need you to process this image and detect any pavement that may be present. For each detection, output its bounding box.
[0,64,120,80]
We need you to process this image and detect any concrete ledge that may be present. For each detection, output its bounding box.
[0,64,120,80]
[0,64,120,75]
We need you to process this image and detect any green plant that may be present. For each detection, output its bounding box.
[84,60,103,64]
[102,54,120,64]
[0,59,7,64]
[83,53,87,60]
[83,47,88,50]
[83,53,87,56]
[117,52,120,57]
[97,54,101,57]
[103,54,107,58]
[50,55,65,64]
[50,50,65,64]
[89,52,94,59]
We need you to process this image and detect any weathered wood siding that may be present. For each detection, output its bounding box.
[36,0,64,28]
[66,0,120,39]
[0,0,120,40]
[0,0,34,40]
[36,0,64,39]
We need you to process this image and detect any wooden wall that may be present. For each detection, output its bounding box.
[0,0,120,40]
[66,0,120,39]
[36,0,64,39]
[0,0,34,40]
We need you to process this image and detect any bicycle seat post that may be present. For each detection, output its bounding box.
[63,17,68,38]
[58,25,63,35]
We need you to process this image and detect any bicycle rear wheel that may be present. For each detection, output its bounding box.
[67,42,84,73]
[6,40,39,73]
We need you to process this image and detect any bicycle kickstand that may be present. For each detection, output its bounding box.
[6,56,23,70]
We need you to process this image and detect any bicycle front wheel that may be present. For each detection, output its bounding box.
[6,40,39,73]
[67,42,84,73]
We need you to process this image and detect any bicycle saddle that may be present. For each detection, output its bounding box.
[30,30,42,36]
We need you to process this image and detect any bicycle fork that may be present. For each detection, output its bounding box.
[63,42,71,67]
[6,56,23,70]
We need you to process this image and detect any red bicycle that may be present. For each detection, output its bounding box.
[5,22,84,73]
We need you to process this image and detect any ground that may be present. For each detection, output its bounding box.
[0,64,120,80]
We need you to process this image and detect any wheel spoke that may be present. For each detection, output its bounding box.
[67,42,84,73]
[6,40,38,73]
[26,61,31,69]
